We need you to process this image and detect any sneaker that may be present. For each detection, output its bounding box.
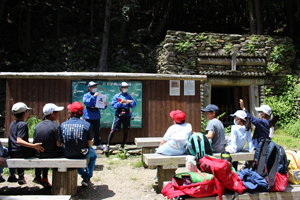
[81,178,89,187]
[33,177,42,185]
[97,144,104,150]
[7,175,18,183]
[18,177,27,185]
[41,178,52,189]
[0,176,6,183]
[103,146,109,152]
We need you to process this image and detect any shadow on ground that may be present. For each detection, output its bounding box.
[0,186,51,195]
[74,185,115,199]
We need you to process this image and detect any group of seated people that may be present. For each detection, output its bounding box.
[157,99,275,157]
[0,101,97,189]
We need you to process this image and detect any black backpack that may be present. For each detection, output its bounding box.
[252,138,289,191]
[187,132,213,161]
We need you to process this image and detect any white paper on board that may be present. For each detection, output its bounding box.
[95,94,107,108]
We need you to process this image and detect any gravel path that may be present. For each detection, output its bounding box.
[0,146,174,199]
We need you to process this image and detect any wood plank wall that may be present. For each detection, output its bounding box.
[5,79,202,144]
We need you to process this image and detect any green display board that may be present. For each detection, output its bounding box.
[72,80,142,128]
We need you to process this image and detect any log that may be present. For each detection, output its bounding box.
[157,166,176,192]
[0,72,207,81]
[52,168,78,196]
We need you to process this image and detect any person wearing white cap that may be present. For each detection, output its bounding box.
[240,99,275,148]
[83,81,107,150]
[103,82,136,152]
[8,102,44,185]
[32,103,64,189]
[225,110,254,154]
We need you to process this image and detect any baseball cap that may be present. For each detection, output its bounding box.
[201,104,219,112]
[169,110,186,123]
[255,105,272,116]
[67,101,84,115]
[43,103,64,116]
[12,102,32,114]
[120,82,129,87]
[230,110,247,121]
[88,81,98,87]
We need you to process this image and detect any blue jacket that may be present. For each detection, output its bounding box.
[245,109,270,148]
[83,92,107,120]
[112,92,136,117]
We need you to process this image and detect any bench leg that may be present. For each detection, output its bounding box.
[142,147,156,169]
[52,168,78,196]
[157,166,176,192]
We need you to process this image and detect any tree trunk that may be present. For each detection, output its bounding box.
[254,0,263,35]
[0,0,6,21]
[56,0,61,38]
[97,0,112,72]
[284,0,295,39]
[79,0,88,23]
[118,0,129,43]
[90,0,94,37]
[24,0,32,54]
[248,0,256,34]
[154,0,173,39]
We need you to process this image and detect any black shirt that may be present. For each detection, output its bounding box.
[8,120,31,156]
[34,120,63,158]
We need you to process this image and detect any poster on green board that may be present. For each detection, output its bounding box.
[72,80,142,128]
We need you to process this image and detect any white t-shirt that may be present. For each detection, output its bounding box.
[163,123,192,145]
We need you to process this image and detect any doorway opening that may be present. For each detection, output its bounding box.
[211,86,249,127]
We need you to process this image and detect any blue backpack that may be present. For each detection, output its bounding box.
[187,133,213,161]
[252,138,289,191]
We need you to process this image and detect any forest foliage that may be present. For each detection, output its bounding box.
[0,0,300,72]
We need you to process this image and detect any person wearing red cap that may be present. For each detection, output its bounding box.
[156,110,192,156]
[61,101,97,187]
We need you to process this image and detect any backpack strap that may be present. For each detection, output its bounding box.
[194,134,201,161]
[199,134,205,158]
[256,139,270,176]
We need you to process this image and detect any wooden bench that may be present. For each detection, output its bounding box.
[145,152,254,192]
[135,136,230,168]
[0,157,87,196]
[162,182,300,200]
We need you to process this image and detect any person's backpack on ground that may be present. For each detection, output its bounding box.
[187,132,213,161]
[285,150,300,184]
[252,138,289,191]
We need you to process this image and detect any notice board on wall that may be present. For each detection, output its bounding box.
[72,80,142,128]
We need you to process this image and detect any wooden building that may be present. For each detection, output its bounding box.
[0,72,207,144]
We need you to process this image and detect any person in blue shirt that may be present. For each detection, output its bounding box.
[225,110,254,153]
[61,101,97,187]
[240,99,275,148]
[83,81,107,150]
[103,82,136,152]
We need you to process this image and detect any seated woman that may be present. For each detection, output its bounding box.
[156,110,192,156]
[225,110,254,154]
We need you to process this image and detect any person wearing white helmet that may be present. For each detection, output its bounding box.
[240,99,275,148]
[103,82,136,152]
[83,81,108,150]
[225,110,254,153]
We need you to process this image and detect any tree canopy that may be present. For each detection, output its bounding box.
[0,0,299,72]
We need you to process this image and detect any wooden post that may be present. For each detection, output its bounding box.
[157,166,176,192]
[52,168,78,196]
[142,147,156,168]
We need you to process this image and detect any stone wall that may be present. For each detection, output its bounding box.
[158,30,296,97]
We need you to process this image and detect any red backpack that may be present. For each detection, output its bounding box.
[161,172,225,199]
[199,155,246,194]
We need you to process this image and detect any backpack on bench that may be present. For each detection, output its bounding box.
[187,132,213,161]
[252,138,289,191]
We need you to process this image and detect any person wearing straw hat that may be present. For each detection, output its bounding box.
[83,81,107,150]
[103,82,136,152]
[240,99,275,148]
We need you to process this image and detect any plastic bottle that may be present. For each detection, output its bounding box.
[186,155,197,172]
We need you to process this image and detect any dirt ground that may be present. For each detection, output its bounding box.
[0,146,178,199]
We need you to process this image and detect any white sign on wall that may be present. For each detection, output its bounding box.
[184,80,195,96]
[169,80,180,96]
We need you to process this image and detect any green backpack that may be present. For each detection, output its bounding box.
[187,133,213,161]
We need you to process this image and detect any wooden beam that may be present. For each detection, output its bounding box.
[197,57,266,66]
[0,72,207,81]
